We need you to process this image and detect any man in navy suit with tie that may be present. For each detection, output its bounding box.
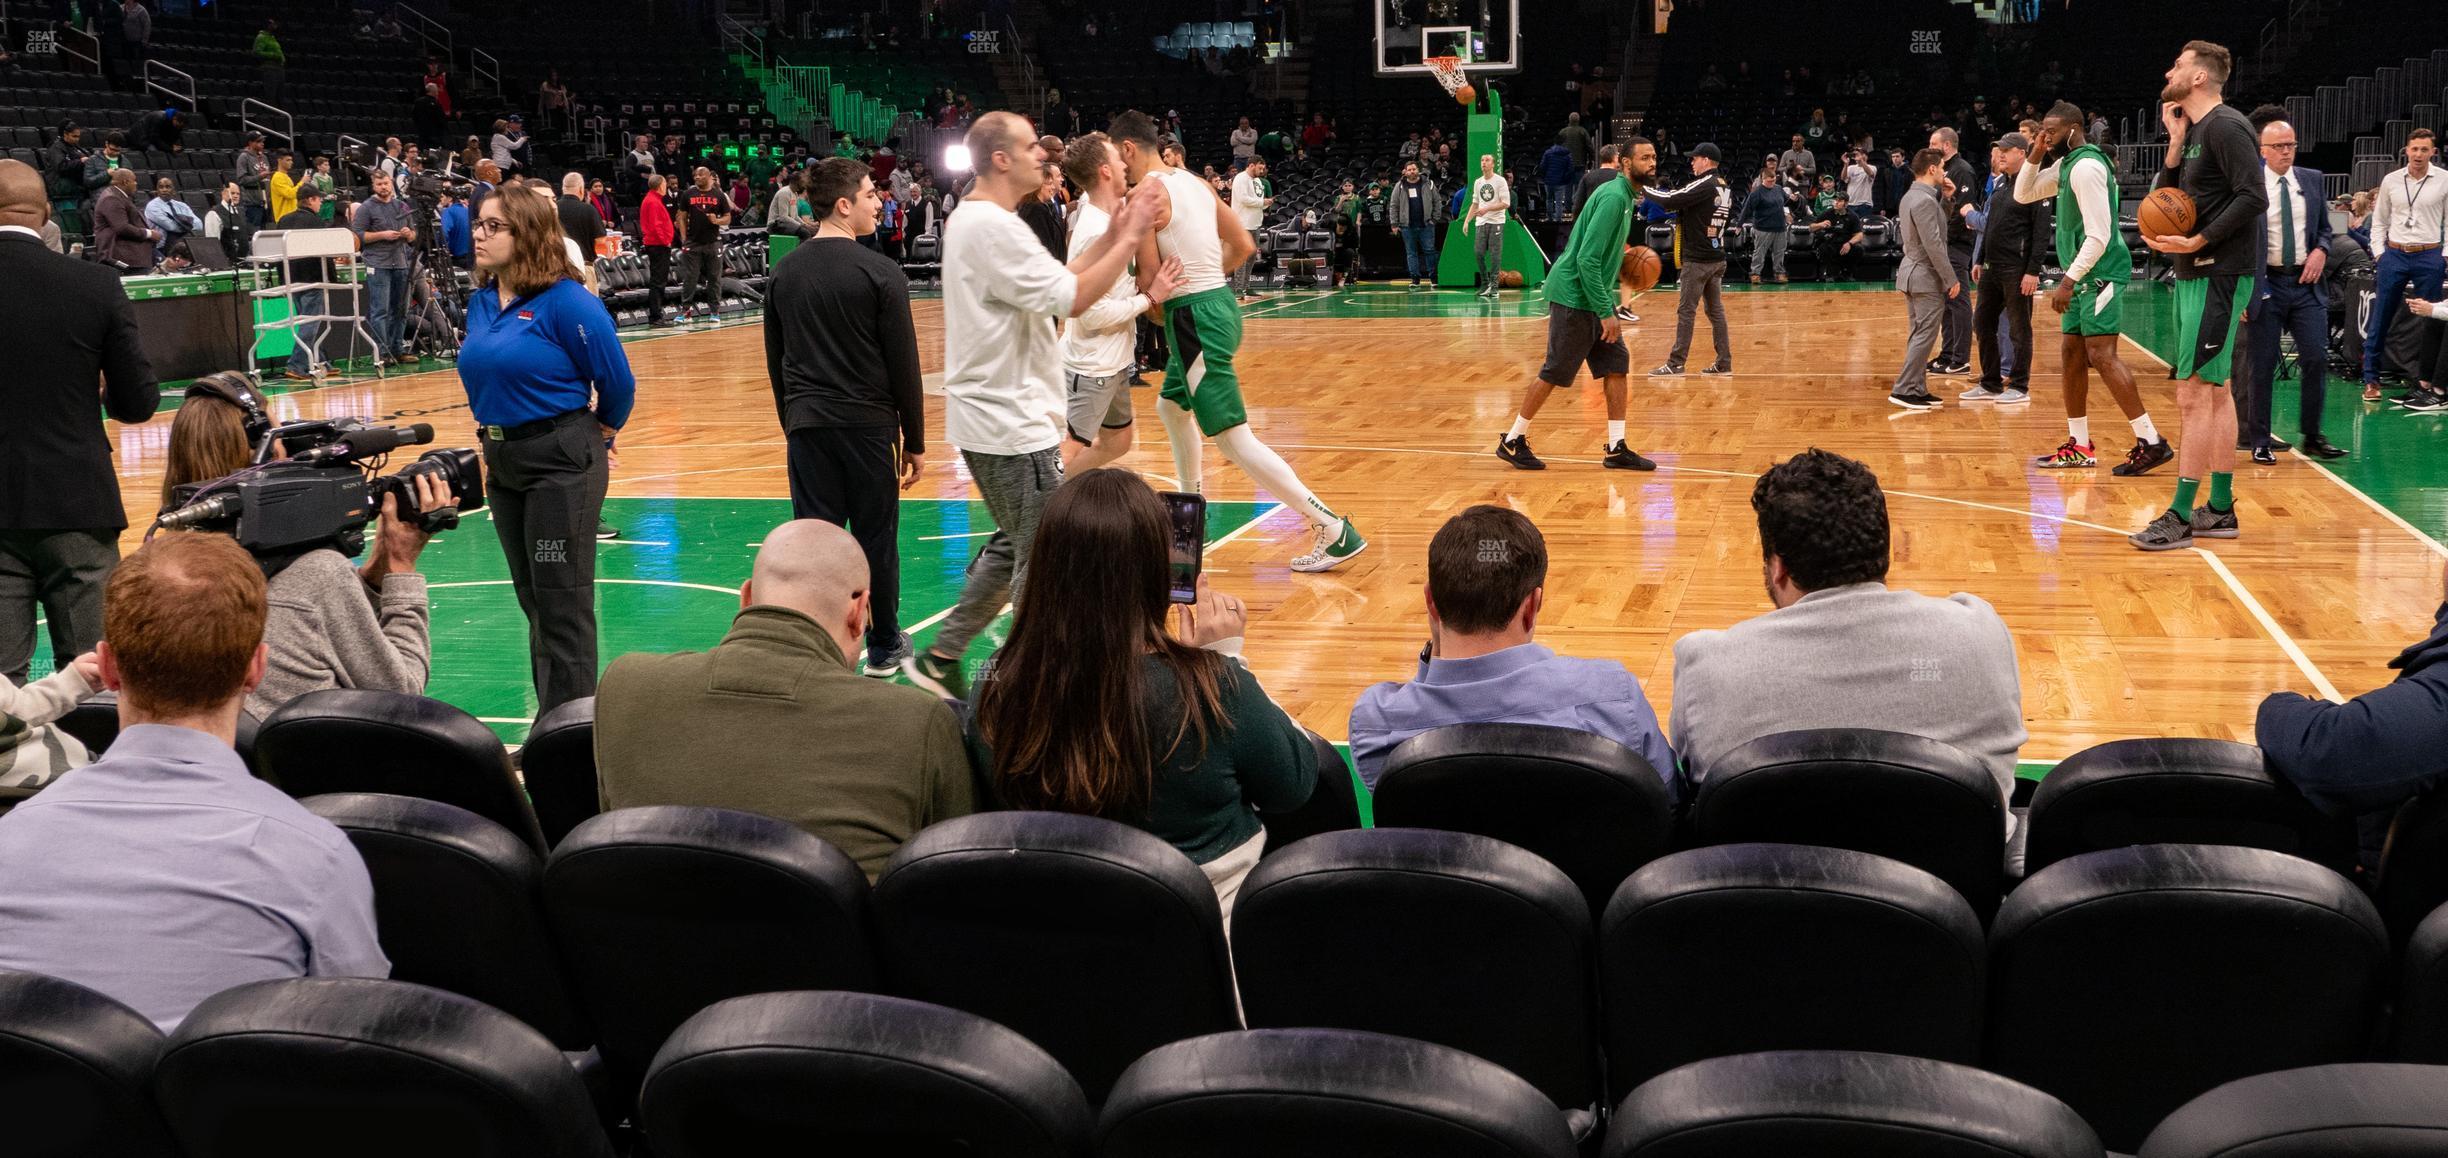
[2241,111,2346,463]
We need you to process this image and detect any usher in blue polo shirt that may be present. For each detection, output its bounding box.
[457,277,638,429]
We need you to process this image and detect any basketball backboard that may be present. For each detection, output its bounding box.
[1374,0,1518,76]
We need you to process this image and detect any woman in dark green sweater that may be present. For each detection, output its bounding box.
[972,469,1316,919]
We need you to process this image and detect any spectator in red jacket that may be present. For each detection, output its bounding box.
[639,173,676,326]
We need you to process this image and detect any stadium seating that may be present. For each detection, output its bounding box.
[1605,1050,2103,1158]
[519,695,601,848]
[2022,737,2357,876]
[1985,844,2392,1151]
[639,991,1094,1157]
[1097,1028,1579,1158]
[302,792,590,1051]
[1232,827,1600,1120]
[0,969,176,1158]
[541,805,873,1100]
[50,689,262,774]
[1372,722,1676,912]
[1598,843,1986,1100]
[2377,787,2448,948]
[872,811,1240,1103]
[2138,1063,2448,1157]
[152,977,612,1157]
[1690,728,2008,917]
[2394,900,2448,1062]
[256,687,547,850]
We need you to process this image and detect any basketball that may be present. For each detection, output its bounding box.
[1622,245,1662,291]
[1453,83,1476,106]
[2139,187,2197,238]
[1499,270,1524,288]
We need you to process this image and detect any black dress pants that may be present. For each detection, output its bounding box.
[480,411,608,714]
[644,245,671,323]
[1974,264,2034,391]
[0,529,117,684]
[786,424,903,660]
[1940,246,1976,364]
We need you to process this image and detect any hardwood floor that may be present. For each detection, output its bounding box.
[108,286,2445,756]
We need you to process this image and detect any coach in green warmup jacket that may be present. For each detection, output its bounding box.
[593,520,974,879]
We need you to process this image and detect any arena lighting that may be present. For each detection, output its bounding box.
[943,144,972,172]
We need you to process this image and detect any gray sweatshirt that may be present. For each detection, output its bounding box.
[1669,582,2025,840]
[0,665,94,789]
[246,549,431,720]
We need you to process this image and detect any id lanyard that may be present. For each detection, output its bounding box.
[2406,170,2436,238]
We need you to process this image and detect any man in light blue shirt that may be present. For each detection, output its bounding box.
[1350,506,1675,794]
[143,176,201,263]
[0,533,387,1031]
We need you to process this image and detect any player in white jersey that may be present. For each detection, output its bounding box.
[1059,132,1183,474]
[1108,109,1366,573]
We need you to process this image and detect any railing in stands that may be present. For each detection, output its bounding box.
[718,13,766,72]
[336,133,372,172]
[471,47,501,98]
[243,99,295,149]
[142,59,198,115]
[393,3,453,67]
[48,22,102,74]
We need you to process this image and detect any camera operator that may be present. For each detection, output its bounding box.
[157,375,458,718]
[460,185,637,712]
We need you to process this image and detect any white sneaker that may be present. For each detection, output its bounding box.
[1289,518,1367,573]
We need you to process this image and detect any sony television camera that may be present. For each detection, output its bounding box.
[156,419,486,559]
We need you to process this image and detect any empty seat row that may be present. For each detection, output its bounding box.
[11,967,2446,1158]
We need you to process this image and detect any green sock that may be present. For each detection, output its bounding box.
[2170,476,2200,520]
[2207,472,2233,512]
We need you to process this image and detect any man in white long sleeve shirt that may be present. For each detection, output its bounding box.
[2363,128,2448,397]
[2014,100,2169,476]
[1227,158,1270,298]
[1059,132,1182,474]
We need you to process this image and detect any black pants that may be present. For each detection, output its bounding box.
[644,245,671,323]
[786,425,902,660]
[0,528,117,684]
[1974,265,2034,391]
[2245,273,2331,444]
[1813,239,1855,281]
[678,244,723,315]
[480,411,608,714]
[1939,246,1975,363]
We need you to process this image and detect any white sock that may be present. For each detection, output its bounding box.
[1606,420,1626,446]
[2068,416,2090,446]
[1215,424,1339,530]
[2131,413,2160,444]
[1157,399,1203,493]
[1507,416,1533,440]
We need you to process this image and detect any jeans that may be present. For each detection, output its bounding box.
[1546,183,1573,220]
[1750,230,1788,279]
[1894,290,1945,396]
[2365,247,2447,382]
[286,287,325,375]
[1973,267,2033,391]
[363,266,411,359]
[0,529,117,685]
[786,425,904,660]
[1939,247,1974,364]
[2246,276,2331,443]
[1668,259,1730,368]
[1473,221,1504,289]
[480,411,608,713]
[934,447,1063,663]
[1400,225,1437,281]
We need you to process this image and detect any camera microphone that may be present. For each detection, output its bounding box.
[292,423,436,464]
[156,492,240,530]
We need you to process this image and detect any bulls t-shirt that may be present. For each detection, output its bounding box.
[682,186,727,247]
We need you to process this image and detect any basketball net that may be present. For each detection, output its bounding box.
[1425,56,1469,100]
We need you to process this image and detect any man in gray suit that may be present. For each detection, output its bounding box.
[1890,148,1958,409]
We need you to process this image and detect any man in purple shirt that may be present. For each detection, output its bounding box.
[1349,506,1676,794]
[0,533,387,1031]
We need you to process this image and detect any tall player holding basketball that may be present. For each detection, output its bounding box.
[2131,41,2266,551]
[2015,101,2172,477]
[1496,137,1660,471]
[1108,110,1367,572]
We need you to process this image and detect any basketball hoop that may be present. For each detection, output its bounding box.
[1426,56,1475,106]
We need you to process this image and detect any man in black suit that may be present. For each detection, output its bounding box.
[0,160,159,684]
[2242,113,2344,462]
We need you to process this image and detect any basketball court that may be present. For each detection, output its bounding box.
[67,278,2448,774]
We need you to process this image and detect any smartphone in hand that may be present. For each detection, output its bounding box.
[1162,491,1207,604]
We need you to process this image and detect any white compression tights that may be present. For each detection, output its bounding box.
[1156,399,1338,529]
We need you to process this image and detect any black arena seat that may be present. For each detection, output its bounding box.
[0,969,175,1158]
[2138,1063,2448,1157]
[1603,1050,2101,1158]
[2023,738,2356,876]
[519,695,600,848]
[257,688,546,849]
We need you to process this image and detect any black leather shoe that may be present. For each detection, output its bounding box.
[2266,436,2292,451]
[2300,435,2348,459]
[2250,446,2276,466]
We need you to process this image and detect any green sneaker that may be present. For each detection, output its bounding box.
[900,651,969,700]
[1290,518,1367,573]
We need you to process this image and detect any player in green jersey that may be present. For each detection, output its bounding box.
[1497,137,1661,472]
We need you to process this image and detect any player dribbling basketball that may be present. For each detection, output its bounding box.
[1496,137,1659,471]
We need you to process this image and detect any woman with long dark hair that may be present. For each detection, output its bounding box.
[973,469,1314,917]
[458,186,636,713]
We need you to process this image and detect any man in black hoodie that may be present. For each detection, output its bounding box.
[1645,142,1734,376]
[2257,560,2448,869]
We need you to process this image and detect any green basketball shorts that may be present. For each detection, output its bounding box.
[2170,274,2252,387]
[1160,287,1252,437]
[2059,278,2125,337]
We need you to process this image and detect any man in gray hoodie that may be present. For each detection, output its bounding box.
[1670,449,2026,862]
